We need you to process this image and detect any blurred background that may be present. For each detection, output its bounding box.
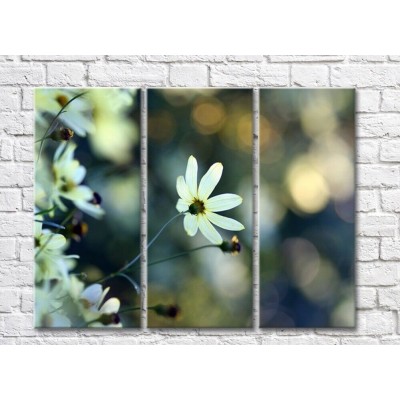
[259,89,355,327]
[148,89,253,328]
[35,88,141,327]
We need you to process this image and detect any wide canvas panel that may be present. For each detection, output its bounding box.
[147,89,253,328]
[259,89,355,327]
[34,88,141,328]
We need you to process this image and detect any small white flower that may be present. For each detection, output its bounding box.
[35,89,94,137]
[35,217,78,283]
[176,155,244,244]
[52,142,104,219]
[35,283,71,328]
[79,284,122,327]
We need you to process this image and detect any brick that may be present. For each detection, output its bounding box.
[47,63,87,86]
[22,55,101,61]
[356,190,378,212]
[358,165,399,187]
[0,111,33,135]
[317,311,394,335]
[0,263,32,286]
[358,262,400,286]
[145,55,226,62]
[291,65,329,87]
[356,140,379,163]
[381,238,400,260]
[18,238,34,261]
[169,64,208,87]
[0,138,13,160]
[22,188,33,211]
[88,64,167,86]
[0,163,33,187]
[357,90,380,112]
[349,55,387,62]
[0,213,33,236]
[358,214,397,236]
[261,336,340,345]
[0,55,17,62]
[0,288,20,312]
[389,55,400,62]
[357,237,379,261]
[227,55,264,62]
[378,287,400,309]
[0,189,21,211]
[20,288,33,313]
[14,137,33,161]
[340,337,380,344]
[381,189,400,211]
[381,140,400,161]
[106,55,142,62]
[380,337,400,344]
[0,64,45,85]
[357,287,377,309]
[210,65,259,86]
[1,313,35,336]
[357,114,400,137]
[381,90,400,111]
[331,66,400,88]
[0,87,20,111]
[22,88,34,110]
[0,238,16,260]
[210,65,289,86]
[218,336,259,345]
[269,55,345,62]
[259,65,289,86]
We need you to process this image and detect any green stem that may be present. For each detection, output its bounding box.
[149,244,219,266]
[117,213,183,273]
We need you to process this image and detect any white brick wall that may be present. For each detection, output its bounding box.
[1,55,400,345]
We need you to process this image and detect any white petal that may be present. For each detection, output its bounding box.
[99,298,120,314]
[184,214,198,236]
[176,176,193,203]
[44,233,66,250]
[185,155,198,198]
[74,200,105,219]
[80,284,102,306]
[176,199,190,213]
[198,162,223,200]
[97,287,110,308]
[197,215,223,244]
[61,185,93,201]
[206,212,245,231]
[205,193,243,212]
[72,165,86,184]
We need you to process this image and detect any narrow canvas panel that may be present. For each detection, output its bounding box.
[259,89,355,328]
[147,89,253,328]
[34,88,141,328]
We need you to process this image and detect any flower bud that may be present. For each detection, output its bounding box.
[152,304,181,319]
[99,313,121,325]
[91,192,102,206]
[50,127,74,141]
[219,235,241,255]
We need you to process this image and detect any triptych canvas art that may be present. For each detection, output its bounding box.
[34,88,355,329]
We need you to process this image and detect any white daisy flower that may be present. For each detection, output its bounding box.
[35,217,78,283]
[176,155,245,244]
[52,142,104,219]
[78,284,122,327]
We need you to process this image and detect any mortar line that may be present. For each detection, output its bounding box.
[140,88,148,330]
[252,88,260,331]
